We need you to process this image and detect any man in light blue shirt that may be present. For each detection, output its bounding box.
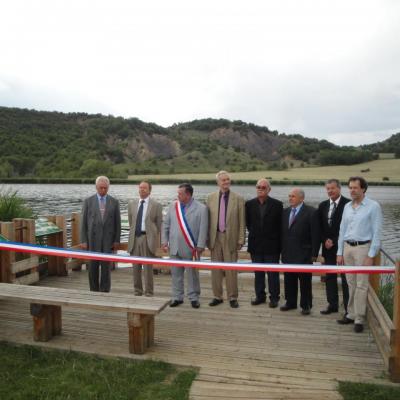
[336,177,382,333]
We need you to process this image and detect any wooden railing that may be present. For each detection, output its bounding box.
[367,249,400,382]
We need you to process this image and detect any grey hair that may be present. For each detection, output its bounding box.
[95,176,110,186]
[326,178,341,188]
[216,170,231,181]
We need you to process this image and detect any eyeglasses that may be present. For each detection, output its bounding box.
[256,185,267,190]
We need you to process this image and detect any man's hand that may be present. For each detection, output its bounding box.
[362,256,374,266]
[196,247,204,256]
[336,255,344,265]
[112,242,120,251]
[237,243,243,251]
[80,243,88,250]
[324,239,334,250]
[161,243,169,253]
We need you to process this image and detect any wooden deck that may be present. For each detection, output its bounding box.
[0,268,390,399]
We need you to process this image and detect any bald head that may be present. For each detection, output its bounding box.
[288,187,305,208]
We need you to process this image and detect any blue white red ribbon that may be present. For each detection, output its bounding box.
[175,200,198,258]
[0,241,395,274]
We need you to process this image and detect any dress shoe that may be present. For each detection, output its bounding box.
[354,323,364,333]
[269,300,279,308]
[209,298,223,307]
[320,307,338,315]
[230,300,239,308]
[280,304,297,311]
[169,300,183,307]
[337,316,354,325]
[301,308,311,315]
[191,300,200,309]
[251,298,266,306]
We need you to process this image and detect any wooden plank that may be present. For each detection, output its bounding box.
[367,284,394,340]
[11,257,39,274]
[389,262,400,382]
[12,272,39,285]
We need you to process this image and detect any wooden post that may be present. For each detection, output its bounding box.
[389,261,400,382]
[46,215,67,276]
[55,215,67,276]
[0,222,15,283]
[127,312,151,354]
[71,212,82,271]
[370,253,381,295]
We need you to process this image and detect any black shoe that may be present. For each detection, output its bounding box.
[251,298,266,306]
[320,306,338,315]
[230,300,239,308]
[301,308,311,315]
[280,304,297,311]
[169,300,183,307]
[337,316,354,325]
[191,300,200,309]
[209,298,223,307]
[269,300,279,308]
[354,323,364,333]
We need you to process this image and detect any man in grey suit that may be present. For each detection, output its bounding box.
[81,176,121,292]
[128,181,163,296]
[161,183,208,308]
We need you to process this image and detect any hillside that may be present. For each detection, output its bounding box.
[0,106,395,178]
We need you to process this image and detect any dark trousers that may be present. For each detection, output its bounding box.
[323,253,349,311]
[284,272,312,309]
[251,254,280,302]
[325,273,349,311]
[89,260,111,292]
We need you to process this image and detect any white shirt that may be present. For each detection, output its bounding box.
[137,197,149,231]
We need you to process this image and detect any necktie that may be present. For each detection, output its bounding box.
[135,200,145,236]
[328,202,337,227]
[99,197,106,220]
[218,193,226,232]
[289,207,296,227]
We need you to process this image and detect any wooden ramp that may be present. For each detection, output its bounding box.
[0,268,389,399]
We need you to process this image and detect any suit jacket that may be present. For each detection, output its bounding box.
[281,203,320,264]
[162,199,208,259]
[317,196,350,262]
[80,194,121,253]
[206,191,245,252]
[127,197,163,255]
[245,196,283,255]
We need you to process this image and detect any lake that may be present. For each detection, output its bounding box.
[2,183,399,260]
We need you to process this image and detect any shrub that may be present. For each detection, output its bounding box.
[0,188,34,221]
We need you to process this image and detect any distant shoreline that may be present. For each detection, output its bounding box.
[1,177,399,186]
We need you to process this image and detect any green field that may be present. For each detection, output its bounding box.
[128,158,400,184]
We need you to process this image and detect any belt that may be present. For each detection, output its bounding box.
[135,231,146,237]
[346,240,370,247]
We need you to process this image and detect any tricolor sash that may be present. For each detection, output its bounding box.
[175,201,198,259]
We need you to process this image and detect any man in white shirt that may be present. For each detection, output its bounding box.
[337,177,383,333]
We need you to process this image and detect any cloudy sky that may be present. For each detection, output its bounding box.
[1,0,399,145]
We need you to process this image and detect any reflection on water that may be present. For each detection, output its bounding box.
[2,183,400,260]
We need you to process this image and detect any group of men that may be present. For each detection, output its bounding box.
[80,172,382,334]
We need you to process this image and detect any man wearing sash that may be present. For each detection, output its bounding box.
[161,183,208,308]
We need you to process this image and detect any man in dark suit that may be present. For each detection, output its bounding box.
[317,179,350,314]
[81,176,121,292]
[280,188,320,315]
[246,179,283,308]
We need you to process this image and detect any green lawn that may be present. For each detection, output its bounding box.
[339,381,400,400]
[128,159,400,183]
[0,342,196,400]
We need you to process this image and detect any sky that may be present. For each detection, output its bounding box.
[1,0,400,146]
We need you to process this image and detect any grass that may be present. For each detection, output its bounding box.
[0,188,34,221]
[0,341,197,400]
[127,158,400,183]
[339,381,400,400]
[378,279,394,319]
